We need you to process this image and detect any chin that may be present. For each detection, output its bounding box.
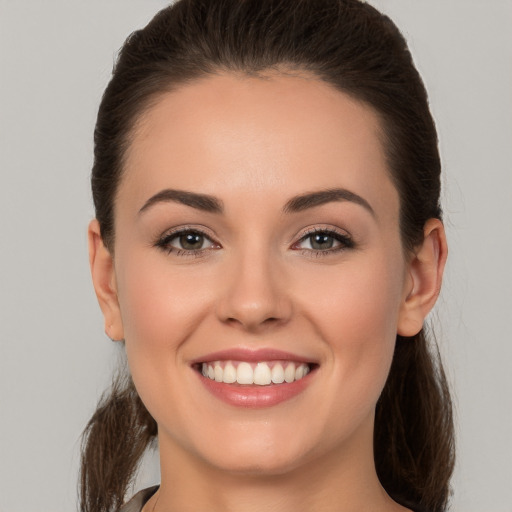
[186,423,320,477]
[202,450,308,477]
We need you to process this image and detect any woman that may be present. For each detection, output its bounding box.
[82,0,455,511]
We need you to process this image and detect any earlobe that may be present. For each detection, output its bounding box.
[397,218,447,337]
[88,219,124,341]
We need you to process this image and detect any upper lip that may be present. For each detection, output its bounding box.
[191,348,317,365]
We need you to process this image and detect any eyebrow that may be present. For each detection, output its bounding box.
[283,188,375,217]
[138,189,224,215]
[138,186,374,217]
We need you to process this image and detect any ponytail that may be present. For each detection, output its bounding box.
[79,370,157,512]
[374,330,455,512]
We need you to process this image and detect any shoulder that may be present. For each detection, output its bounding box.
[119,486,159,512]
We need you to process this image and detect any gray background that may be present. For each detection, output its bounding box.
[1,1,511,510]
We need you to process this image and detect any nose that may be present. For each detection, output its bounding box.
[215,249,293,332]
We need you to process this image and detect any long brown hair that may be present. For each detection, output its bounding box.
[81,1,455,510]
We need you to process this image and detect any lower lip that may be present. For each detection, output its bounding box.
[197,370,314,408]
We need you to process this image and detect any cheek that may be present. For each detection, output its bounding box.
[115,251,213,362]
[114,253,216,433]
[301,256,404,337]
[296,253,405,397]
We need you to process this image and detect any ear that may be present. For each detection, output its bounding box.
[88,219,124,341]
[397,218,448,337]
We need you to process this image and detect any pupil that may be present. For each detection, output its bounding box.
[311,233,333,250]
[180,233,203,250]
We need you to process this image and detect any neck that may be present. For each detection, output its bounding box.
[150,419,407,512]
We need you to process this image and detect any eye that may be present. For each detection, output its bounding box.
[294,229,353,253]
[173,232,209,251]
[156,228,219,255]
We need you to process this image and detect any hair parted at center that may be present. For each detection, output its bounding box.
[82,1,455,511]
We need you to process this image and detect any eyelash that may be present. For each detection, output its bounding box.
[293,228,354,257]
[155,227,219,257]
[154,227,354,257]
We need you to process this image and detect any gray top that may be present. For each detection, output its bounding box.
[119,486,159,512]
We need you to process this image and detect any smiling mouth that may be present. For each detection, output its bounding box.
[196,360,314,386]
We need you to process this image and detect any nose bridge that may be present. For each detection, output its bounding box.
[216,240,291,330]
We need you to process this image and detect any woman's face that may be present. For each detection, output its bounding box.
[107,73,416,474]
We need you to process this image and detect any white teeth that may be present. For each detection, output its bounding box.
[253,362,272,385]
[202,360,311,386]
[222,362,237,383]
[214,363,223,382]
[236,362,253,384]
[271,363,285,384]
[284,363,296,383]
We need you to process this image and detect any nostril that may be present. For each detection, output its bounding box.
[224,315,283,330]
[216,282,293,329]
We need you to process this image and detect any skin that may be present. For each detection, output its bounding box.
[89,72,447,512]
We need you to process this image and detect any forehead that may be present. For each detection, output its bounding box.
[121,72,399,222]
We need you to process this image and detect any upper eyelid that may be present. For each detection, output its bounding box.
[294,225,351,241]
[159,225,217,241]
